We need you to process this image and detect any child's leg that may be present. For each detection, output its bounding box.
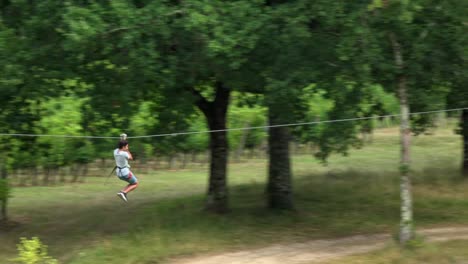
[122,171,138,194]
[122,182,138,193]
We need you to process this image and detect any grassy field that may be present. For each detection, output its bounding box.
[1,127,468,263]
[324,240,468,264]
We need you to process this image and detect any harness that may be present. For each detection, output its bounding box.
[115,166,128,174]
[108,165,128,177]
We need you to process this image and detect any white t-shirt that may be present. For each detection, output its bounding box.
[114,148,131,176]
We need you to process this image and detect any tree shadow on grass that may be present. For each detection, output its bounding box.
[1,163,467,263]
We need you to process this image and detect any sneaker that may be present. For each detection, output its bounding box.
[117,192,128,202]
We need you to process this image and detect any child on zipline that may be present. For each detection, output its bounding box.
[114,139,138,202]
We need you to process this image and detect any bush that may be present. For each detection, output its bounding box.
[13,237,58,264]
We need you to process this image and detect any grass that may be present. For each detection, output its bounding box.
[323,240,468,264]
[1,127,468,263]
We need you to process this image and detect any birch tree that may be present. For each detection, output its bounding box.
[366,0,465,244]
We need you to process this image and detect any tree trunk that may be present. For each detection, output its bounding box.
[11,169,18,185]
[181,152,189,169]
[19,169,27,186]
[50,167,57,185]
[31,167,39,186]
[290,141,297,155]
[193,82,230,213]
[154,156,161,170]
[206,128,229,213]
[249,148,255,159]
[191,152,198,163]
[391,33,414,245]
[202,151,210,167]
[59,167,67,183]
[168,155,177,170]
[266,109,294,210]
[80,163,88,182]
[462,109,468,176]
[71,164,80,182]
[399,77,413,245]
[43,167,50,185]
[1,165,8,222]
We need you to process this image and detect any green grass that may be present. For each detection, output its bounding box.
[323,240,468,264]
[1,127,467,263]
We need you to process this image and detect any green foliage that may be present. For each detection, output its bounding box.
[400,164,411,174]
[228,101,267,151]
[185,115,209,153]
[368,0,384,10]
[315,0,466,161]
[0,0,464,216]
[14,237,58,264]
[36,95,92,167]
[293,86,334,144]
[61,4,105,45]
[313,83,399,161]
[404,234,426,250]
[128,101,158,161]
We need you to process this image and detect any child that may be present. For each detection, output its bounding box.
[114,140,138,202]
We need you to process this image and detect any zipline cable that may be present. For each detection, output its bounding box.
[0,107,466,139]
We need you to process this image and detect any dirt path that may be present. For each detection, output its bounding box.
[169,227,468,264]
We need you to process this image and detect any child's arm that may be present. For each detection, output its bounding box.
[126,150,133,160]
